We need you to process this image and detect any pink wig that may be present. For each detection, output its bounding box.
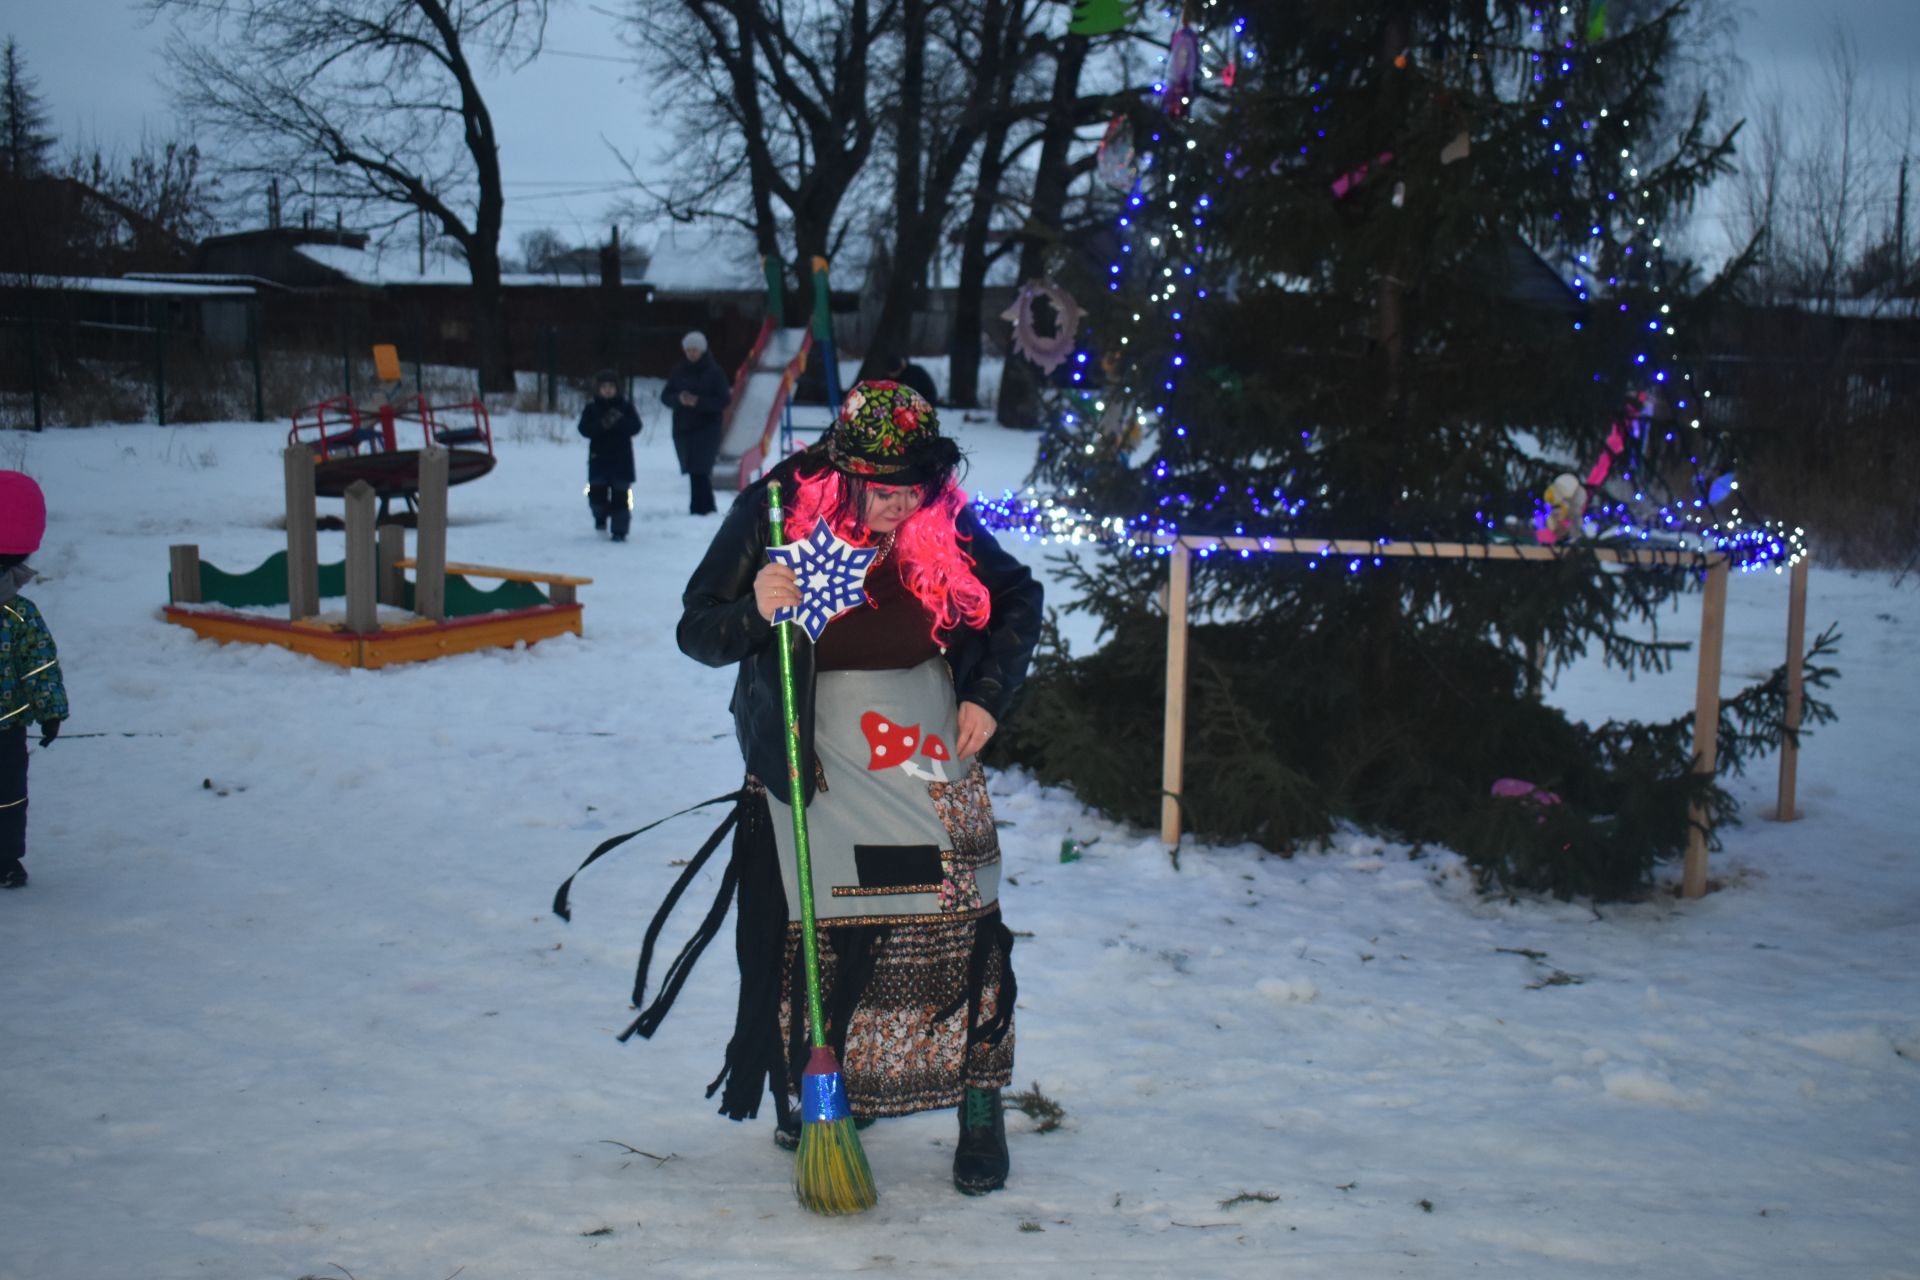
[783,467,991,641]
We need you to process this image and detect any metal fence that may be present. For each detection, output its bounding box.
[0,280,767,430]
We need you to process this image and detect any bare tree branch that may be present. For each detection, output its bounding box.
[152,0,549,389]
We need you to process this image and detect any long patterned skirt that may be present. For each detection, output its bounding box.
[768,659,1016,1118]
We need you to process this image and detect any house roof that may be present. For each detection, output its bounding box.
[286,240,654,289]
[0,273,254,298]
[642,222,767,293]
[128,271,291,293]
[1480,237,1585,315]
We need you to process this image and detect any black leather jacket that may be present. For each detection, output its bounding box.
[677,475,1044,803]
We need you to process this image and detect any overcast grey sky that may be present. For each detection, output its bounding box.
[6,0,1916,260]
[7,0,654,247]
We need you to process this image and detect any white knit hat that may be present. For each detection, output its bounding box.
[682,331,708,352]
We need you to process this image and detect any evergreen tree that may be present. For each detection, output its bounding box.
[1,36,57,179]
[988,2,1831,899]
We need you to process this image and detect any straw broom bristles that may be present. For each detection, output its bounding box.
[793,1047,878,1215]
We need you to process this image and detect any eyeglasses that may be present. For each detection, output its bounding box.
[867,484,925,507]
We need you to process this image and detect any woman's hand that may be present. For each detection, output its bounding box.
[956,701,998,759]
[753,561,801,622]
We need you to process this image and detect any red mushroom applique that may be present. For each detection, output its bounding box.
[910,736,948,786]
[860,712,947,783]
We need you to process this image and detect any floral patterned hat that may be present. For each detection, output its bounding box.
[824,381,959,488]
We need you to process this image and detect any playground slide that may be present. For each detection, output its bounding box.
[716,326,829,488]
[712,256,858,489]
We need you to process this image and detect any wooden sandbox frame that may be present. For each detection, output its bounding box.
[164,445,591,669]
[1154,536,1813,899]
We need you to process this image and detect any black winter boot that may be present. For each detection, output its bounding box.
[0,860,27,889]
[952,1086,1008,1194]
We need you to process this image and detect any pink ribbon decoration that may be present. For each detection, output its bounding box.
[1491,777,1563,811]
[1332,151,1394,199]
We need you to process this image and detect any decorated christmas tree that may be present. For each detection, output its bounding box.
[983,2,1832,899]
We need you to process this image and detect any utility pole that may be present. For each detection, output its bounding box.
[600,225,622,378]
[1895,155,1909,294]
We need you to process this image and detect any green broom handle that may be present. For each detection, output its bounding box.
[766,481,830,1049]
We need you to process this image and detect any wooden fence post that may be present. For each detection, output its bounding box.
[343,480,379,635]
[168,544,201,605]
[1683,556,1731,898]
[377,524,407,608]
[376,521,407,610]
[415,445,449,622]
[283,445,319,620]
[1773,557,1810,822]
[1161,540,1193,849]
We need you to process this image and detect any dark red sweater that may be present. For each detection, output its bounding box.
[814,554,942,671]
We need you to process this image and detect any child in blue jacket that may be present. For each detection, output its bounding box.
[1,471,70,889]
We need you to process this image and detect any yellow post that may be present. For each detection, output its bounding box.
[1772,557,1810,821]
[372,343,403,383]
[1161,541,1192,849]
[1683,557,1730,898]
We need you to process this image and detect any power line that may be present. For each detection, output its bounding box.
[503,185,635,202]
[151,1,630,64]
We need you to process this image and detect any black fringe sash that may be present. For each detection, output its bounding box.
[549,789,745,924]
[618,809,743,1040]
[557,785,1019,1123]
[703,791,789,1121]
[550,785,784,1120]
[951,915,1018,1052]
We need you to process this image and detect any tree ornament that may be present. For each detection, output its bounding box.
[1491,778,1564,821]
[1222,25,1244,88]
[1534,473,1589,545]
[1067,0,1133,37]
[1097,397,1140,454]
[1331,151,1394,199]
[1162,27,1199,117]
[1205,365,1244,396]
[1097,115,1139,191]
[999,279,1085,375]
[1583,392,1651,487]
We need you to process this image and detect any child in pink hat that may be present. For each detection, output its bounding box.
[1,471,69,889]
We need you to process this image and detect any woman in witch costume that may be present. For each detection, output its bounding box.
[670,381,1043,1194]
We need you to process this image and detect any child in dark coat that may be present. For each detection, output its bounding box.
[1,471,70,890]
[578,369,644,541]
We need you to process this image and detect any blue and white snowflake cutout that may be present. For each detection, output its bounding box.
[768,523,880,641]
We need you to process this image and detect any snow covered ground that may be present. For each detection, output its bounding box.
[2,406,1916,1279]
